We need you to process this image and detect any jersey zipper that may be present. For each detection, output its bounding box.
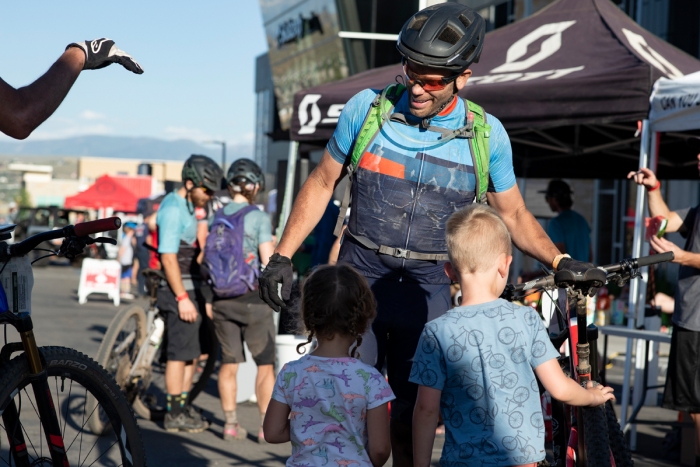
[401,150,426,281]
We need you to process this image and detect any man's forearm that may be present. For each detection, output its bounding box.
[275,171,335,258]
[647,189,671,219]
[679,251,700,269]
[506,205,561,266]
[1,48,85,139]
[161,254,186,296]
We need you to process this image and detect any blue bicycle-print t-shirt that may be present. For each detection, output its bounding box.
[410,299,560,466]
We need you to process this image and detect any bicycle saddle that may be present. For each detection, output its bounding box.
[554,263,606,295]
[141,268,165,280]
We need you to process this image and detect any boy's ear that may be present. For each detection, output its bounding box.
[498,254,513,278]
[444,262,459,282]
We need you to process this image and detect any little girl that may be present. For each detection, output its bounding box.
[263,264,394,467]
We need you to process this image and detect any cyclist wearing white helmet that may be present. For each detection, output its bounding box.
[158,154,222,433]
[259,4,598,464]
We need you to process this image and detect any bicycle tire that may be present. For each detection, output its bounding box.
[88,305,147,433]
[582,404,612,467]
[0,346,146,467]
[605,400,634,467]
[133,316,219,421]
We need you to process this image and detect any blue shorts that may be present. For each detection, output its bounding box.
[120,267,132,279]
[367,278,451,424]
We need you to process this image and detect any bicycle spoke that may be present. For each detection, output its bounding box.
[55,376,63,439]
[20,419,40,462]
[64,391,101,454]
[84,437,119,467]
[78,387,87,466]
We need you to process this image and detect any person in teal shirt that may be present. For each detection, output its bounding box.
[541,180,592,262]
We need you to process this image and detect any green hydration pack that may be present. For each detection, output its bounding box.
[333,83,492,260]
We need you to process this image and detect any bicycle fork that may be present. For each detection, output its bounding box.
[1,313,69,467]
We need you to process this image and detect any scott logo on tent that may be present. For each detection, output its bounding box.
[298,94,344,135]
[470,20,585,85]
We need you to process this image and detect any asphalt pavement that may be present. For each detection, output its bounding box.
[9,265,686,466]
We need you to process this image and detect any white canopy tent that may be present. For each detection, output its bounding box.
[624,71,700,448]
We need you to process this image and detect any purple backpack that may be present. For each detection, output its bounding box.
[204,205,259,298]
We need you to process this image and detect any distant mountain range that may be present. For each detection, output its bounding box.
[0,135,253,162]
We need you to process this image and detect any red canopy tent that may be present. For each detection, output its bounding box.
[64,175,152,213]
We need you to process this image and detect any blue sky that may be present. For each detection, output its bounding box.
[0,2,268,149]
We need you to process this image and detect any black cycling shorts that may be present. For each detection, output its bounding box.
[212,291,276,366]
[663,325,700,413]
[158,286,208,362]
[367,278,451,424]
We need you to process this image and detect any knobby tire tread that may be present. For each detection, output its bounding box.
[0,346,146,467]
[605,400,634,467]
[89,305,147,432]
[582,405,612,467]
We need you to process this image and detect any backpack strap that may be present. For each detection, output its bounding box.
[334,83,405,237]
[465,100,491,204]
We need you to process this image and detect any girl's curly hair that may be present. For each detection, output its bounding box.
[295,263,376,358]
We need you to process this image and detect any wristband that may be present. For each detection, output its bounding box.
[647,180,661,192]
[175,292,189,302]
[552,253,571,271]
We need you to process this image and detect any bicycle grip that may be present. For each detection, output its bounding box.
[637,251,674,267]
[74,217,122,237]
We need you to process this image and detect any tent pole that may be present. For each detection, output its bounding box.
[277,141,299,239]
[622,119,650,449]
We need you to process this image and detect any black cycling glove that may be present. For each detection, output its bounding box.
[259,253,294,312]
[67,39,144,74]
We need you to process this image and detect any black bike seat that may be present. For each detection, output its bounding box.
[141,268,165,280]
[554,267,606,289]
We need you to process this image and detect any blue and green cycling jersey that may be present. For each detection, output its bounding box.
[156,192,197,254]
[328,89,516,284]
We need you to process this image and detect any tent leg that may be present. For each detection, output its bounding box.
[277,141,299,239]
[622,120,650,451]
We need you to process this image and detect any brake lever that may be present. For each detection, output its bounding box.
[86,236,117,246]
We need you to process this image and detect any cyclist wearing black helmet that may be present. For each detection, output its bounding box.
[157,154,222,433]
[259,4,597,463]
[204,158,275,443]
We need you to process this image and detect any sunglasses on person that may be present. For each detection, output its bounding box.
[403,62,461,92]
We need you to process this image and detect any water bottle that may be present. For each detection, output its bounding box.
[149,316,165,346]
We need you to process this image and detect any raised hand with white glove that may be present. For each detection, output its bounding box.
[66,38,143,74]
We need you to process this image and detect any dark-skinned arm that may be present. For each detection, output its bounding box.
[0,48,85,139]
[487,185,561,267]
[275,150,345,257]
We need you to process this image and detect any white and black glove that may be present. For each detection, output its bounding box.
[66,38,143,74]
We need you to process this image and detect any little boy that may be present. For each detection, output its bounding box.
[411,204,615,467]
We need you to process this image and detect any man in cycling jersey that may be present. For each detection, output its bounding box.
[0,39,142,139]
[259,4,597,464]
[157,154,222,433]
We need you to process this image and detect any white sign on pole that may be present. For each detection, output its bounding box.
[78,258,121,306]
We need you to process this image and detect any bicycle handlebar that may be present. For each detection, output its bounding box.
[7,217,122,259]
[509,252,674,296]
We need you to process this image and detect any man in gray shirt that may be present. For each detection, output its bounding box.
[629,156,700,464]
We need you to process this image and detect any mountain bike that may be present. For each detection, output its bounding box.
[0,217,146,467]
[501,252,674,467]
[87,266,217,430]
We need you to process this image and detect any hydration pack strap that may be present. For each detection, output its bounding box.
[344,228,449,261]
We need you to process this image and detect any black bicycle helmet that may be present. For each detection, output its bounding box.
[182,154,223,192]
[227,158,265,191]
[397,3,485,73]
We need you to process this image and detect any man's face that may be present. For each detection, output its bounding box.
[404,62,472,118]
[186,181,214,208]
[697,153,700,176]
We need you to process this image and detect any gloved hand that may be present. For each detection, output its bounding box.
[259,253,293,312]
[66,39,144,74]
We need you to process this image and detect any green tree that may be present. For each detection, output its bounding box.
[14,188,31,207]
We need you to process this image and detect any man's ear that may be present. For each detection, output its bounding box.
[454,69,472,92]
[184,180,194,191]
[444,261,459,282]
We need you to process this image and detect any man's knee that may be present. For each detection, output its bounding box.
[219,362,239,378]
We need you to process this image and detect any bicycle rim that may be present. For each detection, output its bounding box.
[0,346,146,467]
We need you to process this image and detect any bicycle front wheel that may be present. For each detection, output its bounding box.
[89,305,147,432]
[0,346,146,467]
[604,400,633,467]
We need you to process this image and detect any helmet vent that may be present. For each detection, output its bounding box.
[458,14,472,28]
[462,44,477,61]
[437,26,462,45]
[408,15,428,31]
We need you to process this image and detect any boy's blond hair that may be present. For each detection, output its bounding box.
[445,204,512,273]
